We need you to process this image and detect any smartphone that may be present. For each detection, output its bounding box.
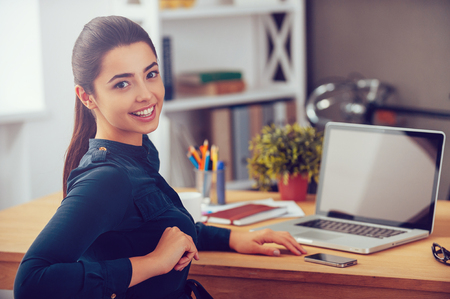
[304,253,357,268]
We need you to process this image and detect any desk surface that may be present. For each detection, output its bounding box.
[1,190,450,298]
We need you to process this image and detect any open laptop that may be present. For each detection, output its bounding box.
[255,122,445,254]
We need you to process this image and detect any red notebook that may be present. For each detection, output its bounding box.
[204,204,288,226]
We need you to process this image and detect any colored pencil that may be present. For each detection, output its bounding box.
[204,150,211,171]
[199,139,209,170]
[188,146,201,165]
[187,152,199,169]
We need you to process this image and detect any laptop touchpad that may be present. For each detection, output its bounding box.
[295,231,340,241]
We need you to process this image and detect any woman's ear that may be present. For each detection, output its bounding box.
[75,85,98,110]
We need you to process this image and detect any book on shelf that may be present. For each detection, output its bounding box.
[203,203,288,226]
[273,101,287,127]
[162,36,174,100]
[177,79,246,96]
[160,0,195,9]
[177,70,242,85]
[248,104,263,139]
[231,105,251,181]
[286,100,297,124]
[211,108,234,182]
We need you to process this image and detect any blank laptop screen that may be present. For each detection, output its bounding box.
[316,124,444,231]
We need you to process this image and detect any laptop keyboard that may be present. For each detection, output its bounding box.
[296,219,407,239]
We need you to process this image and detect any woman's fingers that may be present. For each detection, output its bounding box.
[152,227,199,273]
[230,229,307,257]
[262,230,307,255]
[174,247,200,271]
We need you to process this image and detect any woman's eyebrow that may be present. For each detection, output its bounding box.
[144,62,158,73]
[107,72,133,83]
[107,62,158,83]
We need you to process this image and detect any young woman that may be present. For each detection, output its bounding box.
[14,16,306,299]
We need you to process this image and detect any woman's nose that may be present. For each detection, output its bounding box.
[136,81,152,102]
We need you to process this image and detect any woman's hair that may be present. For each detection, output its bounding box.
[63,16,157,196]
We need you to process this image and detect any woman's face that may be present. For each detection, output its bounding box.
[87,41,165,145]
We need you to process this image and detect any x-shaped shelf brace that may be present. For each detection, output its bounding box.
[262,12,294,84]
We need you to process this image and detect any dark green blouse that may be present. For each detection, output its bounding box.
[14,135,230,299]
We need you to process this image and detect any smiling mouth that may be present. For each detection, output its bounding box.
[131,106,154,117]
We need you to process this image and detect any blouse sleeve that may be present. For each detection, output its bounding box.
[195,222,231,251]
[14,165,133,299]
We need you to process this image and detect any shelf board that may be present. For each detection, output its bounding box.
[162,86,296,113]
[160,3,296,20]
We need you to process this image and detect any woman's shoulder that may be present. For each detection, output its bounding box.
[67,159,132,195]
[72,143,139,181]
[78,163,130,182]
[72,147,130,174]
[62,163,131,217]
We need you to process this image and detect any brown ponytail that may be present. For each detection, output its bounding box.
[62,16,157,197]
[63,98,96,197]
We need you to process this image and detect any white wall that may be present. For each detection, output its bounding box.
[0,0,46,119]
[0,123,31,210]
[0,0,111,210]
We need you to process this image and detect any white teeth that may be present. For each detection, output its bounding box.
[133,106,154,117]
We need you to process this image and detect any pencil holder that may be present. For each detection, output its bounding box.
[194,168,226,205]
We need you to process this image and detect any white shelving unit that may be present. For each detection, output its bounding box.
[112,0,306,187]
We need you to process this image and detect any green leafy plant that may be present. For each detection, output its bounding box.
[247,123,323,191]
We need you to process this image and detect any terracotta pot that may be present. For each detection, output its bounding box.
[277,173,308,201]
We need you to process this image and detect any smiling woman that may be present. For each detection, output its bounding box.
[75,42,165,146]
[13,15,307,299]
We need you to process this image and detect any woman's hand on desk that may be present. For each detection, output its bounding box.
[229,229,307,256]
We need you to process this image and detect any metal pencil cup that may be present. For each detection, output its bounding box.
[194,169,226,205]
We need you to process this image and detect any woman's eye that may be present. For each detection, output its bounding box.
[147,71,159,79]
[115,81,129,89]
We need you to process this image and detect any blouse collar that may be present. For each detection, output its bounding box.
[88,135,157,163]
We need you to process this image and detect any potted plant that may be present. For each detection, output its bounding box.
[247,123,323,201]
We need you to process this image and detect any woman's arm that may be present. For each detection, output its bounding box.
[194,221,306,257]
[195,222,231,251]
[14,166,133,299]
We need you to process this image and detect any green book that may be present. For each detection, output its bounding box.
[178,71,242,85]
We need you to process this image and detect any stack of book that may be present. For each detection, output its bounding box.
[160,0,196,9]
[203,203,288,226]
[176,70,246,96]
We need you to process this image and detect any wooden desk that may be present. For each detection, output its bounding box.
[1,191,450,298]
